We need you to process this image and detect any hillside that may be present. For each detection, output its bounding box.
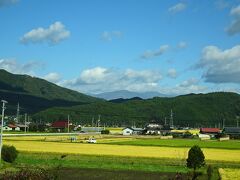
[0,69,101,114]
[34,92,240,127]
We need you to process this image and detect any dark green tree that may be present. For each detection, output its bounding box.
[186,145,205,171]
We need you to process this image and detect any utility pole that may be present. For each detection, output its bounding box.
[67,115,70,133]
[16,102,20,123]
[98,114,101,132]
[170,109,173,128]
[24,113,27,133]
[0,100,8,165]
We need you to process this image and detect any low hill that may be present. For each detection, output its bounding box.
[34,92,240,127]
[0,69,101,114]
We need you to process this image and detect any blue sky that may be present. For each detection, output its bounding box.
[0,0,240,95]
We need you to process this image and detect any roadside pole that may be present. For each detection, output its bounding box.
[0,100,7,165]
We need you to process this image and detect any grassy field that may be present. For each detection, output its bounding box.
[219,168,240,180]
[4,140,240,162]
[103,138,240,150]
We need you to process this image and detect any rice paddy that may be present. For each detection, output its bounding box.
[4,139,240,162]
[219,168,240,180]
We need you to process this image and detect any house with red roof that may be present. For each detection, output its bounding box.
[51,120,72,132]
[200,128,220,134]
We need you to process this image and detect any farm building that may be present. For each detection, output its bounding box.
[5,124,20,131]
[145,121,163,135]
[51,120,72,132]
[122,127,144,135]
[200,128,220,134]
[145,121,171,135]
[223,127,240,138]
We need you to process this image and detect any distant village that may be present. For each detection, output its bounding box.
[1,103,240,140]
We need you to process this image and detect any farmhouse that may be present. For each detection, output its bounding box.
[145,121,163,135]
[223,127,240,138]
[122,127,144,135]
[5,124,20,131]
[51,120,71,132]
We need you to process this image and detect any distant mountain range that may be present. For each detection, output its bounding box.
[1,69,240,127]
[92,90,172,100]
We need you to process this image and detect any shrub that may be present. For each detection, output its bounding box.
[1,145,18,163]
[186,145,205,171]
[101,129,110,134]
[186,145,205,179]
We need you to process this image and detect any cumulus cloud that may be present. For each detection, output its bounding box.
[167,68,177,78]
[0,58,43,75]
[60,67,162,93]
[0,0,18,7]
[101,30,123,41]
[196,45,240,83]
[168,3,186,14]
[43,72,61,83]
[20,21,70,45]
[141,45,169,59]
[226,5,240,35]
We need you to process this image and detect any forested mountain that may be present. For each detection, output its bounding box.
[0,69,101,114]
[1,70,240,127]
[33,92,240,127]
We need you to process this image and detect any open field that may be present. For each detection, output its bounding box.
[103,138,240,150]
[219,168,240,180]
[4,139,240,162]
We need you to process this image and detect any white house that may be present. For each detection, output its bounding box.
[123,127,133,135]
[122,127,144,135]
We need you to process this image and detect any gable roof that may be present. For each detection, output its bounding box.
[123,127,144,131]
[200,128,220,133]
[8,124,17,128]
[51,120,69,128]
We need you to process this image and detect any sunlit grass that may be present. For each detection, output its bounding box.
[4,140,240,162]
[219,168,240,180]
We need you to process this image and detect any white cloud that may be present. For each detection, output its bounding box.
[0,0,18,7]
[61,67,162,93]
[178,78,199,87]
[43,72,61,83]
[167,68,177,78]
[0,58,43,75]
[168,3,186,14]
[141,45,169,59]
[20,21,70,45]
[226,5,240,35]
[230,5,240,17]
[177,41,187,49]
[196,45,240,83]
[101,30,123,41]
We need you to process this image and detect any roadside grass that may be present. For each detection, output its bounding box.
[103,138,240,150]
